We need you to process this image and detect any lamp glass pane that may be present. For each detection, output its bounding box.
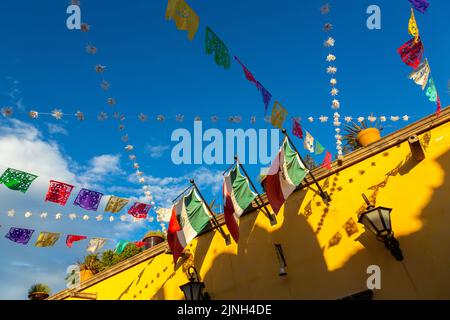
[180,283,193,300]
[380,208,392,231]
[191,282,203,300]
[360,214,378,235]
[364,208,384,233]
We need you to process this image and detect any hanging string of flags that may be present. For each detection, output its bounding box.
[320,3,344,160]
[234,56,272,115]
[3,1,440,244]
[0,224,147,253]
[163,0,305,144]
[2,129,434,257]
[292,121,332,171]
[160,0,423,169]
[3,207,155,224]
[398,0,443,115]
[0,167,155,219]
[0,107,415,124]
[165,0,199,41]
[161,0,419,168]
[71,1,162,227]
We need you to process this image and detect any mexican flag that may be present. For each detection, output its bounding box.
[223,164,257,243]
[262,137,309,214]
[168,188,212,263]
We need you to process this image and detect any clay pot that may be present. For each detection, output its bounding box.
[357,128,381,147]
[28,292,49,300]
[142,233,165,249]
[80,269,94,282]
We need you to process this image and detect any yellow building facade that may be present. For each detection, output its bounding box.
[50,108,450,300]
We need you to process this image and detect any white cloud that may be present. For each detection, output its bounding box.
[76,154,124,189]
[145,144,170,159]
[0,260,67,300]
[4,77,25,111]
[6,78,20,100]
[0,119,148,299]
[138,166,223,210]
[111,218,147,238]
[15,97,26,111]
[0,119,224,299]
[10,261,34,268]
[106,185,141,196]
[0,119,76,182]
[89,155,122,175]
[46,123,68,136]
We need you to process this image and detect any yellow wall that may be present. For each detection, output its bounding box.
[66,122,450,300]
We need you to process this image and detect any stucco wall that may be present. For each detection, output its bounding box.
[61,121,450,300]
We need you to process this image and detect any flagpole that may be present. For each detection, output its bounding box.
[190,179,231,245]
[171,184,194,203]
[222,161,236,175]
[281,129,331,204]
[234,156,277,226]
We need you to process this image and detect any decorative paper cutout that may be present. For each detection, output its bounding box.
[0,168,37,193]
[205,26,231,69]
[45,180,74,206]
[5,227,34,245]
[73,188,103,211]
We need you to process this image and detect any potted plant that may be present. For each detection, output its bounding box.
[142,231,166,249]
[77,254,103,282]
[343,119,383,150]
[28,283,51,300]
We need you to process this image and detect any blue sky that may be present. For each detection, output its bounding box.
[0,0,448,299]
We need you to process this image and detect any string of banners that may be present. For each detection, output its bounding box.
[67,0,164,228]
[0,108,414,124]
[320,3,344,160]
[0,225,148,254]
[163,0,421,166]
[163,0,331,160]
[398,0,443,115]
[1,1,432,227]
[2,207,154,224]
[2,206,168,232]
[0,167,155,219]
[1,130,434,257]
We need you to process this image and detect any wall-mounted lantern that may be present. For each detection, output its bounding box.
[274,244,287,276]
[179,266,210,300]
[358,194,403,261]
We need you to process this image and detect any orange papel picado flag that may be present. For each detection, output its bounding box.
[165,0,199,41]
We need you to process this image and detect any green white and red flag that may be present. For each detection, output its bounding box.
[262,137,309,214]
[168,188,212,263]
[223,164,257,243]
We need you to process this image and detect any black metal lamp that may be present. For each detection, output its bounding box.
[358,194,403,261]
[179,266,210,300]
[274,244,287,276]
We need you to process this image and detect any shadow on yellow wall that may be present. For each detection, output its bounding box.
[151,129,450,299]
[72,127,450,300]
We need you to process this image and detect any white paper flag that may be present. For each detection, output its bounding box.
[87,238,106,253]
[303,130,315,153]
[409,59,430,90]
